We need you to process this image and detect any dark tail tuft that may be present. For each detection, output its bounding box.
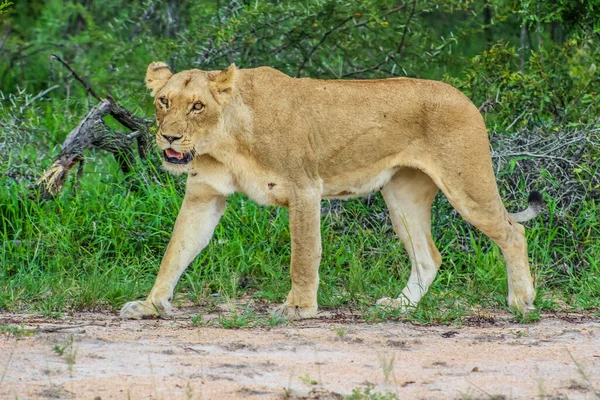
[528,191,543,205]
[527,191,544,213]
[508,190,544,222]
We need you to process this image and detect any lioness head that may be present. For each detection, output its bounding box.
[145,62,237,174]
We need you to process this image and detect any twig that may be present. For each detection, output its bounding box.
[35,323,103,333]
[497,151,586,170]
[64,75,71,115]
[478,99,496,112]
[126,131,141,140]
[395,0,417,58]
[567,349,600,396]
[22,84,60,111]
[505,108,528,131]
[180,345,207,355]
[296,15,354,78]
[51,54,102,101]
[342,60,388,78]
[465,378,496,399]
[563,79,593,120]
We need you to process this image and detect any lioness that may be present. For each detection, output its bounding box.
[120,62,543,320]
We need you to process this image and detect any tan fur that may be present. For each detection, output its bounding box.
[119,63,540,320]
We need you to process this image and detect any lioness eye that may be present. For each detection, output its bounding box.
[193,102,205,112]
[159,97,169,107]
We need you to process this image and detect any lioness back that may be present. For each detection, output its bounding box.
[236,67,489,194]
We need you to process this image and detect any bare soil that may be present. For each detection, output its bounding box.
[1,307,599,400]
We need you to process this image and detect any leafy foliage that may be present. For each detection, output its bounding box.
[520,0,600,34]
[446,39,600,130]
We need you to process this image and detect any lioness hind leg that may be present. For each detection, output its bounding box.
[377,168,442,311]
[436,170,536,312]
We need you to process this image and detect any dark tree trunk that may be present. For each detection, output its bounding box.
[483,1,493,49]
[520,23,527,74]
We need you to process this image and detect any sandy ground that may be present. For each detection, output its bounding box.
[0,307,599,400]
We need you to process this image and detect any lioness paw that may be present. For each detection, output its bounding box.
[507,293,536,313]
[273,304,318,320]
[375,297,416,313]
[119,300,170,320]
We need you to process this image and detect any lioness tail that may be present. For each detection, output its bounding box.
[508,191,544,223]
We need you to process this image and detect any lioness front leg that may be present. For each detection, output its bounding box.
[120,185,226,319]
[274,189,322,320]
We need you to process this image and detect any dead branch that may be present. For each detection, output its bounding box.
[32,56,154,199]
[34,323,105,333]
[51,53,102,101]
[34,97,153,199]
[105,95,153,159]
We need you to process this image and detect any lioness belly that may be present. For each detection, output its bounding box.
[322,168,397,199]
[231,159,397,204]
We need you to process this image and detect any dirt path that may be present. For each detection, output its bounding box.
[0,310,598,399]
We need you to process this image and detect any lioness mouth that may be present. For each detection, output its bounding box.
[163,148,193,165]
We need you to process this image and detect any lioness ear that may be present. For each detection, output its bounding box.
[146,62,173,97]
[208,64,237,105]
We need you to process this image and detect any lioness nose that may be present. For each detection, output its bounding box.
[162,134,182,144]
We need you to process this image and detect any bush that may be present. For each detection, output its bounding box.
[446,39,600,131]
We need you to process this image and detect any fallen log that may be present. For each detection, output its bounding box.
[33,55,154,200]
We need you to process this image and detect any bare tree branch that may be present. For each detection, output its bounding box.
[393,0,417,63]
[342,0,418,78]
[28,55,156,199]
[51,54,102,101]
[296,15,354,78]
[33,97,154,199]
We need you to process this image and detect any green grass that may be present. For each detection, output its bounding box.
[1,154,599,322]
[346,384,399,400]
[1,94,598,323]
[0,324,35,338]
